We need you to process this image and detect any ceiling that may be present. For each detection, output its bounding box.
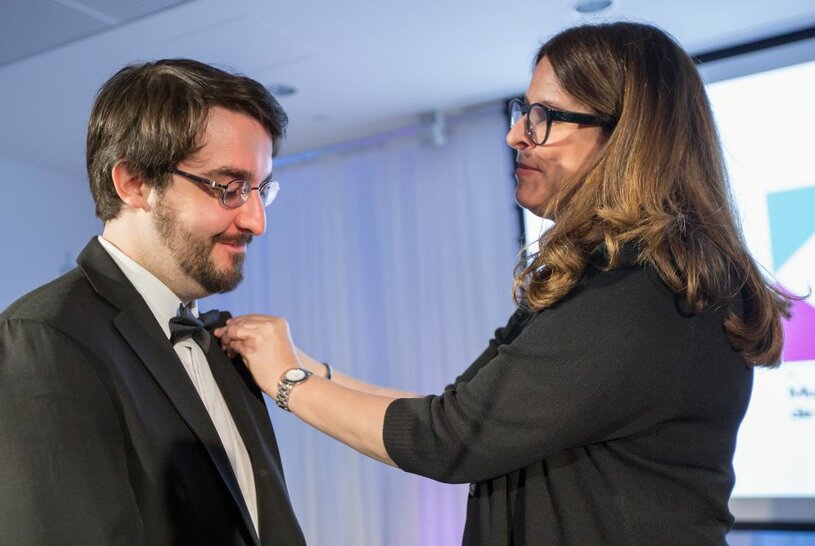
[2,0,815,179]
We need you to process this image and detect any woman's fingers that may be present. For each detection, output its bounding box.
[214,315,296,361]
[216,317,273,343]
[211,315,304,395]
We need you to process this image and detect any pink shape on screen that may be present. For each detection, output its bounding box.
[782,296,815,362]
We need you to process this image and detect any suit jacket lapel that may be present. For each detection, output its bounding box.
[77,238,260,545]
[206,337,298,542]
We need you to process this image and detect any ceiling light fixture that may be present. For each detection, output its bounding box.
[265,83,297,98]
[572,0,614,14]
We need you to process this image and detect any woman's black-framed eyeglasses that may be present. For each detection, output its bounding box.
[508,98,613,146]
[171,168,279,208]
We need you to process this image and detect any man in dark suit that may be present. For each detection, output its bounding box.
[0,59,305,545]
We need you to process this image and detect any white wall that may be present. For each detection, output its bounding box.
[0,159,100,309]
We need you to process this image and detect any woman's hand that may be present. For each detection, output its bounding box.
[216,315,399,466]
[214,315,301,396]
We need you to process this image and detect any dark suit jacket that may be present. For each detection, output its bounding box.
[0,238,305,545]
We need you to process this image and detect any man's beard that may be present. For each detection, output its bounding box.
[152,197,252,295]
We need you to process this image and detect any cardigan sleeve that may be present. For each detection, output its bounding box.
[443,305,535,391]
[383,266,694,484]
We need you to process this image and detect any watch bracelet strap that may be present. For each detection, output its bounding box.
[276,369,313,412]
[276,380,295,412]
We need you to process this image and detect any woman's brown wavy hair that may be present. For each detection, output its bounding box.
[513,22,791,366]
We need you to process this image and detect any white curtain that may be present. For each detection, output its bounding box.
[209,102,521,545]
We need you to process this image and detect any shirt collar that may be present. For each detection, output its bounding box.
[97,236,193,339]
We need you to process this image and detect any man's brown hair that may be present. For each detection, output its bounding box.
[87,59,287,220]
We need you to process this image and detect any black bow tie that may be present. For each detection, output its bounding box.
[169,305,223,352]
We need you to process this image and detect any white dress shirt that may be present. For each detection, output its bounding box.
[97,236,259,533]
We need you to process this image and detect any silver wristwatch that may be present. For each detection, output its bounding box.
[276,368,312,412]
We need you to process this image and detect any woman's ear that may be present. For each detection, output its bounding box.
[111,161,151,210]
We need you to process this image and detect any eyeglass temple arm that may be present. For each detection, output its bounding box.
[553,110,611,126]
[172,169,231,191]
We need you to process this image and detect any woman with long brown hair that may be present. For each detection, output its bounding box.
[217,22,790,545]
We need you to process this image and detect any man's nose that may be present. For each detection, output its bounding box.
[235,190,266,236]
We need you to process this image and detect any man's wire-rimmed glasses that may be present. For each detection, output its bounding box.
[171,168,279,208]
[508,98,612,146]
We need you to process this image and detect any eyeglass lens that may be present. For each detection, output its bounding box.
[527,105,550,145]
[258,181,279,207]
[509,101,550,145]
[222,180,249,207]
[221,180,279,208]
[509,101,523,128]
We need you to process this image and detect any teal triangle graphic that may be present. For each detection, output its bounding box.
[767,186,815,271]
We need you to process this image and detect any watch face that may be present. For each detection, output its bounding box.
[285,368,308,382]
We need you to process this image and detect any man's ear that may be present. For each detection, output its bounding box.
[111,161,151,210]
